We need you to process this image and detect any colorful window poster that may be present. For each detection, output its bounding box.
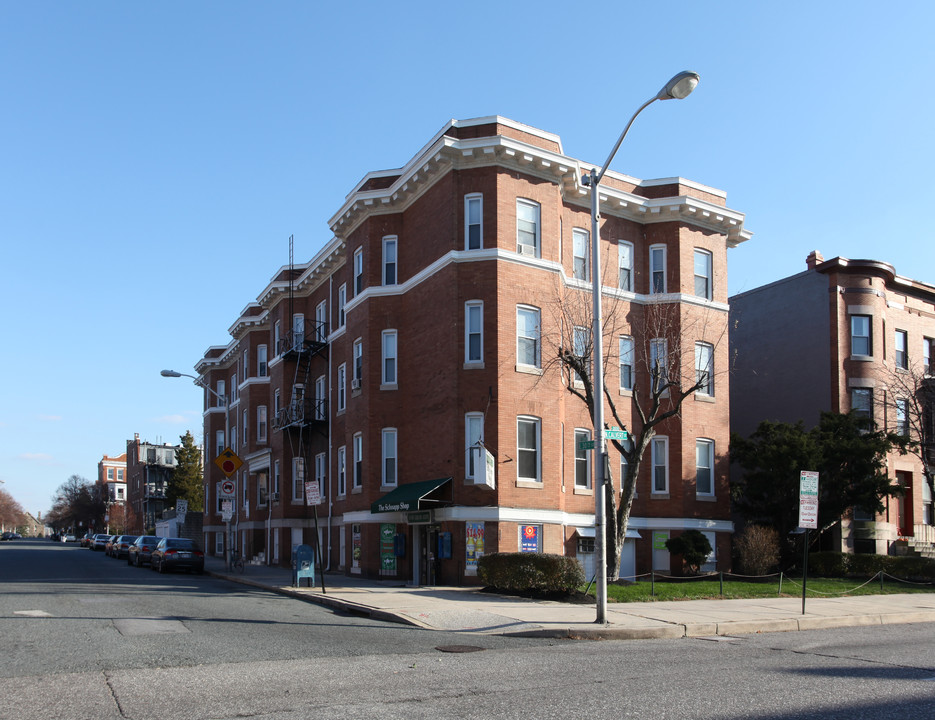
[465,522,484,576]
[520,524,540,553]
[380,523,396,574]
[351,525,361,572]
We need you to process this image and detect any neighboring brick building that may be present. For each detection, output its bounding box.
[730,251,935,555]
[97,451,128,533]
[126,433,180,533]
[196,116,749,583]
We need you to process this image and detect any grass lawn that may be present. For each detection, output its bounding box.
[588,575,935,603]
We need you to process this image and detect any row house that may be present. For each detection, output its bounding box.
[730,251,935,555]
[97,452,127,504]
[196,116,750,583]
[126,433,180,534]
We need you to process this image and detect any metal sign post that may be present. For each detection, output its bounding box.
[798,471,819,615]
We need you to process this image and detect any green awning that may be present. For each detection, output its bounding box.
[371,477,452,514]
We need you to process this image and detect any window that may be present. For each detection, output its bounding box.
[216,430,225,457]
[353,339,363,387]
[517,416,541,483]
[574,429,591,489]
[896,398,909,436]
[619,335,634,391]
[292,457,305,502]
[117,469,123,481]
[383,236,397,286]
[354,247,363,295]
[925,337,934,375]
[852,387,873,420]
[695,342,714,396]
[216,380,225,408]
[337,363,346,412]
[231,426,237,453]
[107,468,114,480]
[465,413,484,481]
[516,306,540,368]
[257,345,268,377]
[292,313,305,349]
[315,375,326,420]
[353,434,363,489]
[694,249,712,300]
[382,429,397,486]
[337,284,346,329]
[382,330,397,385]
[895,329,908,369]
[851,315,872,356]
[516,199,540,257]
[315,453,326,500]
[650,338,668,393]
[465,194,482,250]
[315,301,327,342]
[230,373,237,403]
[572,228,589,281]
[337,446,346,496]
[696,439,714,496]
[651,436,669,494]
[257,472,268,507]
[257,406,267,443]
[573,326,590,383]
[242,349,249,379]
[242,410,248,446]
[274,389,281,418]
[273,460,280,496]
[618,241,633,291]
[650,245,666,293]
[274,320,281,356]
[465,301,483,363]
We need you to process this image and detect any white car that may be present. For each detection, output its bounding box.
[63,533,77,542]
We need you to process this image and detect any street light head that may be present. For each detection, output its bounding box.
[657,71,700,101]
[160,369,183,378]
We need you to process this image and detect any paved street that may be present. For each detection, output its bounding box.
[3,540,935,719]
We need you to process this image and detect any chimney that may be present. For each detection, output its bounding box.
[806,250,824,270]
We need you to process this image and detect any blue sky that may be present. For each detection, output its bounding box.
[2,2,933,518]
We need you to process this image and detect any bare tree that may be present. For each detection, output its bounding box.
[545,281,729,578]
[0,488,27,532]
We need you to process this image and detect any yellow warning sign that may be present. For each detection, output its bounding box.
[214,448,243,478]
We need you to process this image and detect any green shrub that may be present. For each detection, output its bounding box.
[665,530,713,575]
[734,525,780,575]
[805,551,935,581]
[477,552,585,593]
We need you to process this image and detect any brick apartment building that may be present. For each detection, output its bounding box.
[196,116,750,584]
[97,451,128,533]
[126,433,180,534]
[730,251,935,555]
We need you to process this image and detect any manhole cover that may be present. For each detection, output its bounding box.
[435,645,485,653]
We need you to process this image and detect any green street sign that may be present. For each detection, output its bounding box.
[577,440,596,451]
[605,427,628,440]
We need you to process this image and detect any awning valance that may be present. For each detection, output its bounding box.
[371,477,452,514]
[575,526,642,539]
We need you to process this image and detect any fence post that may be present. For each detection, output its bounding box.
[651,571,655,597]
[879,570,884,592]
[719,571,724,597]
[779,571,783,596]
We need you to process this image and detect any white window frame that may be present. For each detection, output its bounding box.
[337,446,346,497]
[382,235,397,286]
[516,305,541,369]
[273,460,281,496]
[337,363,346,412]
[354,247,363,295]
[292,313,305,349]
[852,387,873,420]
[517,415,542,484]
[216,380,225,408]
[353,339,363,386]
[337,283,347,328]
[896,398,909,436]
[257,472,268,508]
[696,438,714,496]
[242,410,248,446]
[274,320,281,356]
[382,329,397,386]
[315,300,327,342]
[465,193,483,250]
[574,428,591,489]
[242,349,249,379]
[618,240,633,291]
[274,388,281,418]
[516,198,540,257]
[850,315,872,357]
[651,436,669,494]
[315,375,326,420]
[292,457,305,502]
[650,244,667,294]
[465,301,483,364]
[465,412,484,481]
[573,325,590,383]
[382,428,397,487]
[895,329,908,369]
[694,248,713,300]
[619,335,634,391]
[695,342,714,396]
[650,338,668,394]
[315,452,326,500]
[257,405,267,443]
[572,227,589,281]
[353,433,363,489]
[257,345,268,378]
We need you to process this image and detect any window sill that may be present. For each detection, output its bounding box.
[618,388,633,397]
[694,394,715,403]
[516,479,543,489]
[696,494,717,502]
[351,388,362,398]
[380,484,397,491]
[463,361,485,370]
[380,383,398,391]
[351,486,362,494]
[849,354,874,362]
[650,493,670,499]
[573,486,593,496]
[515,364,542,376]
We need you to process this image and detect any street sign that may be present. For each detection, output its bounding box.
[799,471,819,530]
[214,448,243,478]
[577,439,596,451]
[604,427,628,441]
[305,480,321,506]
[219,479,236,499]
[220,499,233,522]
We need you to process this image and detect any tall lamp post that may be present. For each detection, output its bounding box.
[585,71,700,624]
[161,369,232,569]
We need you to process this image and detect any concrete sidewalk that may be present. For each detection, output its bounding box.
[203,556,935,640]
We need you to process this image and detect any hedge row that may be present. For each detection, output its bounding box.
[477,552,585,593]
[806,552,935,581]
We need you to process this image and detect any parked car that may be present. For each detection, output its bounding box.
[80,532,94,548]
[104,535,118,556]
[151,538,205,574]
[127,536,162,567]
[111,535,138,559]
[91,534,111,552]
[63,533,77,543]
[1,532,15,541]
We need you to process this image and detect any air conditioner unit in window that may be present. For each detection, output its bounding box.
[518,245,537,257]
[271,492,280,502]
[351,379,361,390]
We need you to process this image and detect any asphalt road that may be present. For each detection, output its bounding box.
[3,539,935,719]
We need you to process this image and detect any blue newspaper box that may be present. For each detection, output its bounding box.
[292,544,315,588]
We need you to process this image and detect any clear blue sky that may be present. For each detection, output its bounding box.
[2,1,933,518]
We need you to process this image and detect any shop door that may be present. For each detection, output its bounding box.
[897,471,913,536]
[418,526,439,586]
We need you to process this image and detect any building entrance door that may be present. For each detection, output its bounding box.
[418,526,439,586]
[896,471,913,536]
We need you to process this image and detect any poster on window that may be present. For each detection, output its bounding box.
[380,523,396,574]
[351,526,361,573]
[465,522,485,576]
[520,524,540,553]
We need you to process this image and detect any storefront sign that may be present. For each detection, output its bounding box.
[407,510,432,525]
[465,522,484,576]
[520,524,540,553]
[351,524,361,572]
[380,524,396,573]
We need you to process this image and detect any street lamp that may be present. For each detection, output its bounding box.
[161,368,233,570]
[584,71,699,624]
